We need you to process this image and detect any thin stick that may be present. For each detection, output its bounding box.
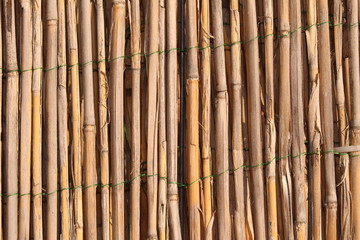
[110,1,126,239]
[146,0,159,238]
[290,0,307,239]
[58,0,70,239]
[66,1,84,238]
[230,0,246,239]
[244,0,266,238]
[211,0,231,238]
[32,0,43,238]
[95,0,110,239]
[19,0,33,239]
[278,0,294,238]
[305,0,321,238]
[0,2,3,239]
[186,0,201,238]
[317,0,338,239]
[158,0,167,239]
[347,0,360,237]
[263,0,277,239]
[166,0,182,238]
[45,0,58,238]
[200,0,212,238]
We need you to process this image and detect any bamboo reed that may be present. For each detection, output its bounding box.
[79,0,97,239]
[200,0,213,238]
[19,1,33,239]
[211,0,231,238]
[263,0,278,239]
[317,0,338,239]
[244,0,266,238]
[334,1,351,239]
[348,0,360,237]
[305,0,321,239]
[45,0,58,238]
[146,0,159,239]
[95,1,110,239]
[290,1,307,239]
[66,1,84,238]
[230,1,246,239]
[0,3,3,239]
[58,0,70,239]
[110,1,126,239]
[158,1,167,240]
[32,1,43,239]
[278,0,294,239]
[186,0,201,239]
[3,1,20,239]
[166,0,182,239]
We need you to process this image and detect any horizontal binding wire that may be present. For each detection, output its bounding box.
[1,149,359,198]
[0,21,358,73]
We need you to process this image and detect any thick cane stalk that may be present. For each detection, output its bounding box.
[19,0,33,239]
[166,0,182,238]
[230,0,246,239]
[79,0,97,239]
[110,1,126,239]
[317,0,338,239]
[263,0,277,239]
[32,1,43,238]
[200,0,212,238]
[186,0,201,239]
[290,0,307,239]
[278,0,294,239]
[244,0,267,238]
[305,0,321,239]
[95,0,110,239]
[211,0,231,238]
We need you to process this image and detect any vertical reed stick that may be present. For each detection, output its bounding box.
[290,0,307,239]
[186,0,201,239]
[58,0,70,239]
[230,1,246,239]
[166,0,182,238]
[95,0,110,239]
[110,1,126,239]
[19,1,32,239]
[200,0,212,238]
[3,1,19,238]
[32,1,43,238]
[45,0,58,238]
[211,0,231,238]
[0,3,3,239]
[317,0,338,239]
[334,1,351,239]
[147,0,159,238]
[263,0,277,239]
[244,0,266,238]
[348,0,360,237]
[66,1,84,238]
[305,0,321,238]
[158,1,167,239]
[278,0,294,238]
[129,0,141,239]
[79,1,97,238]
